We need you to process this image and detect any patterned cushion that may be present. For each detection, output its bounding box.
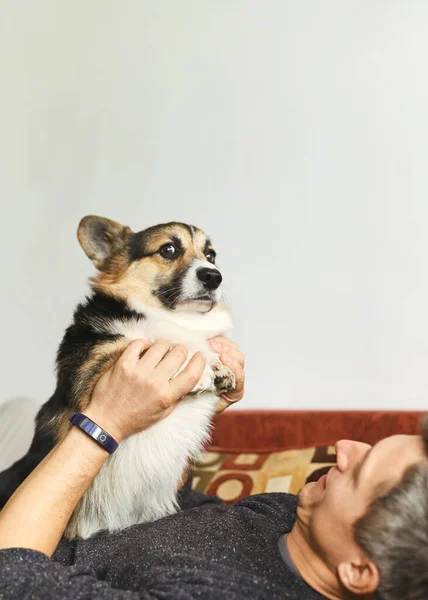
[191,446,336,503]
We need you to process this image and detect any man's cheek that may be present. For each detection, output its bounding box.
[324,488,359,537]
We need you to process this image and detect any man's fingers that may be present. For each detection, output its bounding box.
[231,364,245,397]
[121,339,152,364]
[170,352,206,399]
[209,337,244,366]
[155,345,189,380]
[137,340,171,370]
[225,348,245,368]
[221,353,245,399]
[219,346,245,369]
[210,336,238,351]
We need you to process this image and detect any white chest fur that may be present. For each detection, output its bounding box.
[65,304,232,539]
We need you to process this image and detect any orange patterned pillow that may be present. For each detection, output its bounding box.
[191,446,336,503]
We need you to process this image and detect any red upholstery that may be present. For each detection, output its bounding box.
[209,410,424,453]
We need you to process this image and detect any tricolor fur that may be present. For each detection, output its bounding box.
[0,217,235,539]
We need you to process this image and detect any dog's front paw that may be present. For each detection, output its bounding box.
[191,364,216,394]
[212,362,236,395]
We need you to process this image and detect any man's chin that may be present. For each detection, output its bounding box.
[297,481,319,508]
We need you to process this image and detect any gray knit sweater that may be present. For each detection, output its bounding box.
[0,483,327,599]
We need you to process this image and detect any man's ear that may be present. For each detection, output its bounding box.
[77,216,132,271]
[337,557,379,596]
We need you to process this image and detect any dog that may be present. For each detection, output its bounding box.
[0,216,235,539]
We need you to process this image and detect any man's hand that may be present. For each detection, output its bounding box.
[0,339,206,558]
[86,340,206,441]
[209,337,245,415]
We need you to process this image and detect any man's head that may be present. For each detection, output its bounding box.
[293,420,428,599]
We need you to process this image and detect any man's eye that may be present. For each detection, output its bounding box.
[160,243,178,260]
[205,250,216,264]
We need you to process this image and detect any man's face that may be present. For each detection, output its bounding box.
[297,435,426,569]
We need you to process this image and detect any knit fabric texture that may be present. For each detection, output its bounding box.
[0,483,327,600]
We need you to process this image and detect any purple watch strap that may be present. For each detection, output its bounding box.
[70,412,119,454]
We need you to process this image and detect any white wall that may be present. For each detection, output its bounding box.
[1,0,428,410]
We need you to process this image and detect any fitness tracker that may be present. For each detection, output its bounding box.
[70,412,119,454]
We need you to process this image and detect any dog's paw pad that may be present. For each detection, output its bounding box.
[213,363,236,395]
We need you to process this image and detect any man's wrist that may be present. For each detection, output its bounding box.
[81,406,125,444]
[63,427,110,470]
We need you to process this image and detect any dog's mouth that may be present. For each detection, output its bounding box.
[176,295,217,313]
[192,294,214,302]
[155,284,220,313]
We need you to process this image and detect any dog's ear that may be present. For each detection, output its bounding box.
[77,216,132,271]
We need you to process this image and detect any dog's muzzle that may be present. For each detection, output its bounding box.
[196,268,222,291]
[177,260,224,311]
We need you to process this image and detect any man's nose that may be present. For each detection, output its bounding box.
[335,440,372,473]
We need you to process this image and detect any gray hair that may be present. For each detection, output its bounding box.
[354,418,428,600]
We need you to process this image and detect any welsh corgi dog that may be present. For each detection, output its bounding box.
[0,216,235,539]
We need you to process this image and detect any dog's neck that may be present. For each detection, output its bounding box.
[129,298,233,338]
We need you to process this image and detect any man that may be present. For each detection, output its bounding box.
[0,338,427,599]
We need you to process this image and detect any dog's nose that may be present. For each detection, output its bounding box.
[197,268,222,290]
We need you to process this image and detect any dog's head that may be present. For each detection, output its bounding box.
[78,216,225,313]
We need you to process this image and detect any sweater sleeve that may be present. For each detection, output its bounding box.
[0,549,251,600]
[0,548,142,599]
[0,548,277,600]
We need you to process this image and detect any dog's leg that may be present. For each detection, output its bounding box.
[190,354,236,395]
[190,363,217,394]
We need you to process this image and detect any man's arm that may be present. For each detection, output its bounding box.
[0,426,108,556]
[0,340,205,557]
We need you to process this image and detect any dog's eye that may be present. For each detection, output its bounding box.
[159,243,178,260]
[205,250,216,264]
